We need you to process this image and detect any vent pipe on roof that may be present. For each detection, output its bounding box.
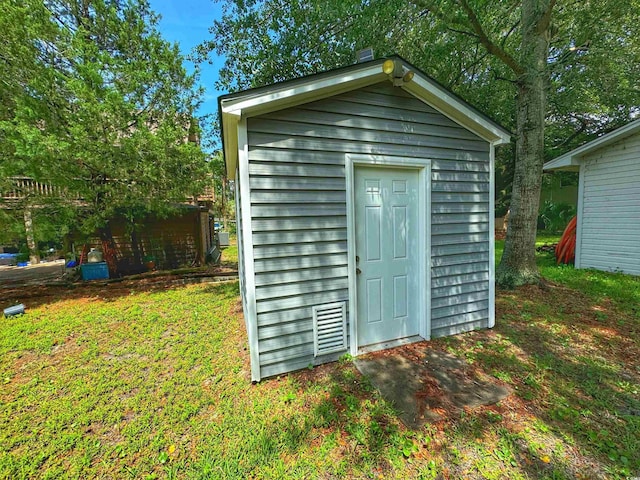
[356,47,374,63]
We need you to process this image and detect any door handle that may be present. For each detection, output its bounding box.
[356,268,362,275]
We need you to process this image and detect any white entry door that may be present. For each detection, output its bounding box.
[355,166,420,347]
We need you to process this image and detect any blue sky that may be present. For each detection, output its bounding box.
[148,0,226,119]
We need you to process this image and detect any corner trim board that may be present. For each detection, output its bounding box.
[488,143,496,328]
[575,164,585,269]
[237,118,261,382]
[234,167,247,329]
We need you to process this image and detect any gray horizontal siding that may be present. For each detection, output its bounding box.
[250,118,489,153]
[431,290,490,309]
[250,191,346,203]
[255,265,349,287]
[432,280,488,299]
[252,229,347,245]
[252,217,347,232]
[431,223,489,235]
[251,205,345,217]
[431,242,488,257]
[246,81,491,379]
[256,289,349,316]
[256,277,349,301]
[579,133,640,276]
[432,261,489,278]
[432,318,487,338]
[255,252,348,273]
[253,241,347,260]
[248,133,489,168]
[264,108,482,141]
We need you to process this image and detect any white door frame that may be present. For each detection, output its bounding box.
[345,154,431,356]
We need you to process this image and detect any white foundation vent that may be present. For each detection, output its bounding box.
[312,301,347,357]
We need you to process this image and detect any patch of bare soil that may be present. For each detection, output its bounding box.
[357,343,512,428]
[0,260,66,286]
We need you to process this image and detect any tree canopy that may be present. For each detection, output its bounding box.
[1,0,208,237]
[200,0,639,146]
[198,0,639,285]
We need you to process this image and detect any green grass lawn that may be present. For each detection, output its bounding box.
[1,236,638,479]
[497,234,640,310]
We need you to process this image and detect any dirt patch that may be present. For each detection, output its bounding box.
[355,343,511,428]
[0,260,66,286]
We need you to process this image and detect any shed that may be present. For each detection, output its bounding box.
[220,56,511,381]
[544,118,640,276]
[87,206,214,273]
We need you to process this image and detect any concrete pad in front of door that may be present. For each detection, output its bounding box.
[354,343,511,429]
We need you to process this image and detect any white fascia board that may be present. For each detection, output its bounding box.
[222,111,240,179]
[221,64,387,180]
[221,64,387,117]
[543,154,580,171]
[222,58,513,177]
[403,77,511,145]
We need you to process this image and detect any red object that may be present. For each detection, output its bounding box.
[101,239,118,276]
[555,216,577,264]
[78,244,89,266]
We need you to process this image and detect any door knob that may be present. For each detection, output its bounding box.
[356,268,362,275]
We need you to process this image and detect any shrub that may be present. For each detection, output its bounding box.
[538,201,576,232]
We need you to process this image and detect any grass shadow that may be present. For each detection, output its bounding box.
[0,273,239,311]
[443,281,640,478]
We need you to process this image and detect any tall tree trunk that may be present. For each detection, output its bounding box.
[496,0,552,287]
[23,206,40,264]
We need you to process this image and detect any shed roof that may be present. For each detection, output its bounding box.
[544,118,640,172]
[219,55,512,179]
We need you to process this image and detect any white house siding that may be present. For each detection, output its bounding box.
[246,82,491,379]
[579,133,640,275]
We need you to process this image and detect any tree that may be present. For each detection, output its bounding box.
[208,151,234,229]
[198,0,640,286]
[1,0,209,262]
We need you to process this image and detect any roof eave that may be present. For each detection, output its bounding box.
[544,118,640,172]
[543,155,581,171]
[221,63,388,117]
[222,111,240,179]
[221,57,513,178]
[221,62,389,180]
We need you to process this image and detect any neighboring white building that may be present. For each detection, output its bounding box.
[544,119,640,276]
